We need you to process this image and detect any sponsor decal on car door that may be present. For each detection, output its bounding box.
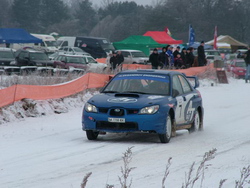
[175,94,195,124]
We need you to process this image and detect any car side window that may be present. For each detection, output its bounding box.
[86,57,96,64]
[62,41,68,47]
[178,75,192,93]
[19,51,29,59]
[122,52,130,57]
[172,75,184,96]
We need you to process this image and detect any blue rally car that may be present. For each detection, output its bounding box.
[82,69,204,143]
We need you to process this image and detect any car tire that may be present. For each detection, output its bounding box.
[188,110,202,133]
[86,130,99,140]
[158,115,172,143]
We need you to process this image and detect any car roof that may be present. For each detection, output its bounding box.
[118,49,143,52]
[0,47,15,52]
[117,69,183,76]
[58,54,92,58]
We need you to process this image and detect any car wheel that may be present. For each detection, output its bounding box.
[189,110,202,133]
[86,130,99,140]
[158,115,172,143]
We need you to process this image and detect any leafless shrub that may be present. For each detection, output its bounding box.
[219,179,227,188]
[162,157,172,188]
[118,146,136,188]
[80,172,92,188]
[235,165,250,188]
[0,71,84,87]
[182,148,217,188]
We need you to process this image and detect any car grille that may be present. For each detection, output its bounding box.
[98,108,139,116]
[96,121,138,131]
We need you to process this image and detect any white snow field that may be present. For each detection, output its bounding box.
[0,78,250,188]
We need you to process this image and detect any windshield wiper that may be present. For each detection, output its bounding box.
[122,91,147,94]
[102,91,120,93]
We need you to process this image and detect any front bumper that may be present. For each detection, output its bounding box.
[82,110,167,134]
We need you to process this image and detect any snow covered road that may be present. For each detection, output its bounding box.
[1,78,250,188]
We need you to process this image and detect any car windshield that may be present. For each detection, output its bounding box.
[103,74,170,95]
[66,56,86,64]
[235,61,246,67]
[44,41,57,47]
[0,51,15,59]
[99,39,115,52]
[131,51,148,58]
[30,52,49,60]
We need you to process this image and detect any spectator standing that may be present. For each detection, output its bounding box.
[149,48,159,69]
[186,47,195,68]
[197,41,206,66]
[244,46,250,83]
[181,48,187,65]
[167,46,174,68]
[116,50,124,66]
[109,52,119,72]
[158,47,169,68]
[173,46,181,58]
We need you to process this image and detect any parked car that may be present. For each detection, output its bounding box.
[84,55,107,73]
[53,54,107,72]
[193,49,223,62]
[82,69,204,143]
[56,36,115,58]
[15,48,53,67]
[107,50,150,65]
[0,47,16,66]
[58,46,90,56]
[53,54,88,70]
[227,59,246,79]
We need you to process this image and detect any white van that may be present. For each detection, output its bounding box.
[31,34,58,54]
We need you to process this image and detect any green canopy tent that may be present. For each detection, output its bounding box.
[113,35,166,56]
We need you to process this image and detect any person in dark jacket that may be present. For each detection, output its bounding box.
[149,48,159,69]
[244,46,250,83]
[109,52,119,71]
[181,48,187,65]
[174,53,185,69]
[116,50,124,66]
[186,47,195,68]
[197,41,206,66]
[158,47,169,68]
[173,46,181,58]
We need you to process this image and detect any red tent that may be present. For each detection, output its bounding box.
[143,31,183,45]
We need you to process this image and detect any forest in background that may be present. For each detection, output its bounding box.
[0,0,250,44]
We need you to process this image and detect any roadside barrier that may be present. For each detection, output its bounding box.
[0,73,111,108]
[0,64,214,108]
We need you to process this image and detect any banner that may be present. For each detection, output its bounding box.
[188,25,195,46]
[213,26,218,50]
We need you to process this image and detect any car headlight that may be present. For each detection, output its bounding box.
[84,103,98,112]
[139,105,159,114]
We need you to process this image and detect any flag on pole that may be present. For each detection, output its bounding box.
[188,25,195,47]
[213,26,218,50]
[164,27,172,36]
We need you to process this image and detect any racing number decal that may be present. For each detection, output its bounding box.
[175,94,195,124]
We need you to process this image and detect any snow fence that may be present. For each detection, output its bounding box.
[0,64,214,108]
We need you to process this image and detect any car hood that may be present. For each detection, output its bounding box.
[88,93,172,108]
[234,67,246,71]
